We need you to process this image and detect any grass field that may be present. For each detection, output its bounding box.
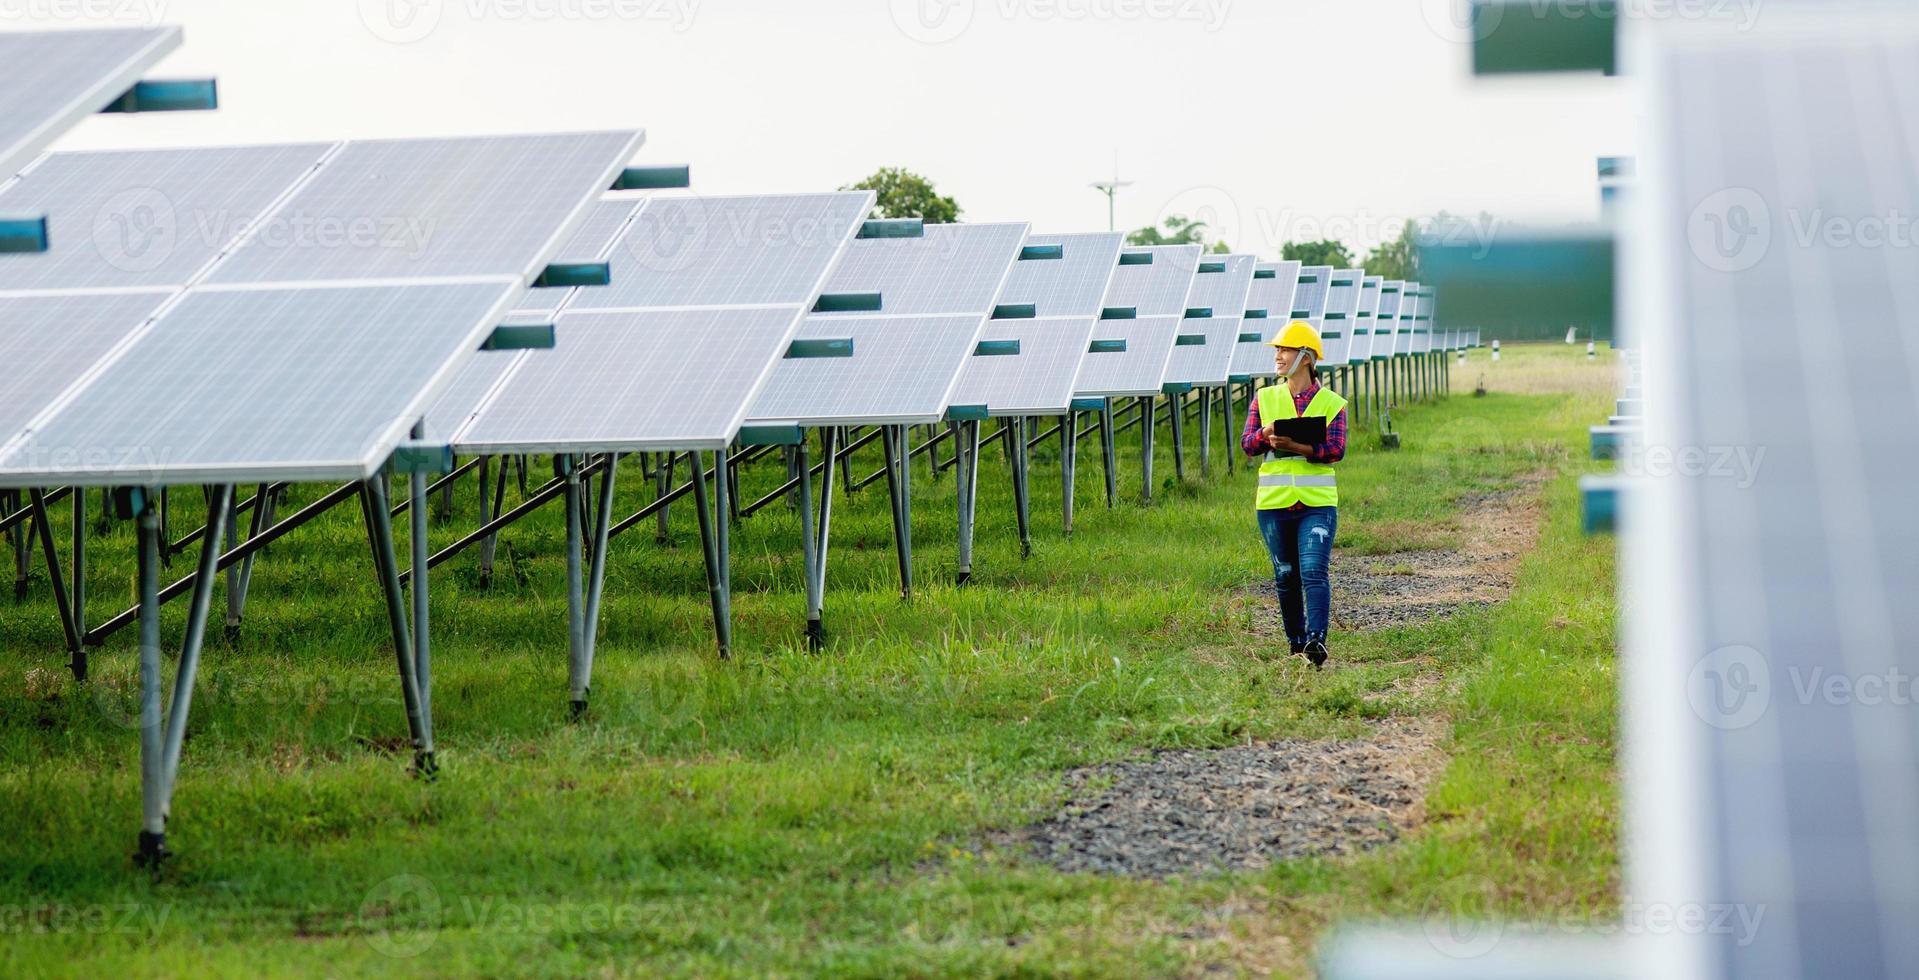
[0,342,1621,977]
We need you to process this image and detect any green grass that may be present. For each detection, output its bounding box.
[0,343,1620,977]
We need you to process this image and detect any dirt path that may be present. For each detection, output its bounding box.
[986,474,1550,881]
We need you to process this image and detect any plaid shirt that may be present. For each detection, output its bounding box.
[1241,383,1348,465]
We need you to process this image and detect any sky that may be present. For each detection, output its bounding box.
[25,0,1636,258]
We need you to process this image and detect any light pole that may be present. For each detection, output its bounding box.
[1090,153,1130,232]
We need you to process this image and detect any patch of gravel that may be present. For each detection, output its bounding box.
[990,722,1440,878]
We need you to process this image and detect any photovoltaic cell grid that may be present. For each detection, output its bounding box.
[1105,244,1202,316]
[1073,315,1181,398]
[1350,276,1383,361]
[0,144,332,291]
[1318,268,1365,366]
[1624,17,1919,979]
[1163,254,1255,387]
[812,222,1029,317]
[570,193,871,310]
[747,222,1028,426]
[0,290,170,441]
[452,193,877,451]
[1377,280,1408,357]
[1230,260,1302,380]
[1292,265,1332,320]
[206,131,644,286]
[0,281,520,487]
[949,232,1123,416]
[1412,281,1427,354]
[0,27,180,178]
[0,132,643,486]
[995,231,1124,317]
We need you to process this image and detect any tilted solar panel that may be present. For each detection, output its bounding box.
[0,27,181,178]
[1229,260,1302,380]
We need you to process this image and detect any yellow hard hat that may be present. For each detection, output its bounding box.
[1263,320,1324,360]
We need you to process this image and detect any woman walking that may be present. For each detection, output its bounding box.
[1242,321,1348,667]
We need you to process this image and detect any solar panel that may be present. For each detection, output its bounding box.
[1349,276,1384,361]
[747,314,988,426]
[1626,13,1919,978]
[0,144,332,290]
[995,231,1123,317]
[745,222,1028,426]
[1400,280,1423,356]
[205,131,644,285]
[569,193,867,310]
[0,27,181,178]
[1229,260,1302,380]
[0,290,171,442]
[1106,244,1202,316]
[1375,280,1405,358]
[1292,265,1333,321]
[1071,314,1180,398]
[812,222,1030,317]
[1409,285,1432,354]
[0,280,520,487]
[419,347,525,442]
[455,193,877,448]
[1162,253,1254,387]
[947,232,1123,417]
[946,317,1097,417]
[1318,268,1365,366]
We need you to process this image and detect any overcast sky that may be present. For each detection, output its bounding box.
[31,0,1635,256]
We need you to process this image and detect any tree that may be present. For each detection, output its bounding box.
[1362,220,1419,281]
[840,168,962,224]
[1281,238,1353,268]
[1127,214,1227,250]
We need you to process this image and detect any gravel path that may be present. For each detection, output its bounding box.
[991,723,1438,878]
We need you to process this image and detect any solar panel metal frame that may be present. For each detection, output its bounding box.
[1373,280,1405,359]
[1317,268,1366,367]
[1229,260,1302,381]
[949,231,1124,417]
[1161,252,1255,387]
[1349,275,1385,361]
[1072,244,1202,399]
[746,221,1030,427]
[0,131,642,487]
[0,27,181,179]
[448,192,879,452]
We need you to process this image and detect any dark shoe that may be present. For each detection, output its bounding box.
[1290,643,1305,657]
[1304,640,1328,668]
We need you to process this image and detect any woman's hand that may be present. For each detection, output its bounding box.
[1266,431,1314,457]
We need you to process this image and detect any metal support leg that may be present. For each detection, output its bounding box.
[1140,395,1156,505]
[1170,393,1186,482]
[689,449,733,659]
[9,492,26,599]
[1198,389,1212,478]
[135,485,231,867]
[1061,410,1078,534]
[1099,400,1117,508]
[72,489,86,671]
[28,490,82,675]
[408,443,434,751]
[798,430,836,648]
[955,420,980,583]
[232,484,277,634]
[480,457,507,588]
[657,451,677,544]
[882,425,914,598]
[1221,387,1235,476]
[1011,416,1032,559]
[363,479,433,778]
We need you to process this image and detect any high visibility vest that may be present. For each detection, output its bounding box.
[1255,384,1346,510]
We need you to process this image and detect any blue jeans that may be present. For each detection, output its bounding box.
[1257,506,1338,648]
